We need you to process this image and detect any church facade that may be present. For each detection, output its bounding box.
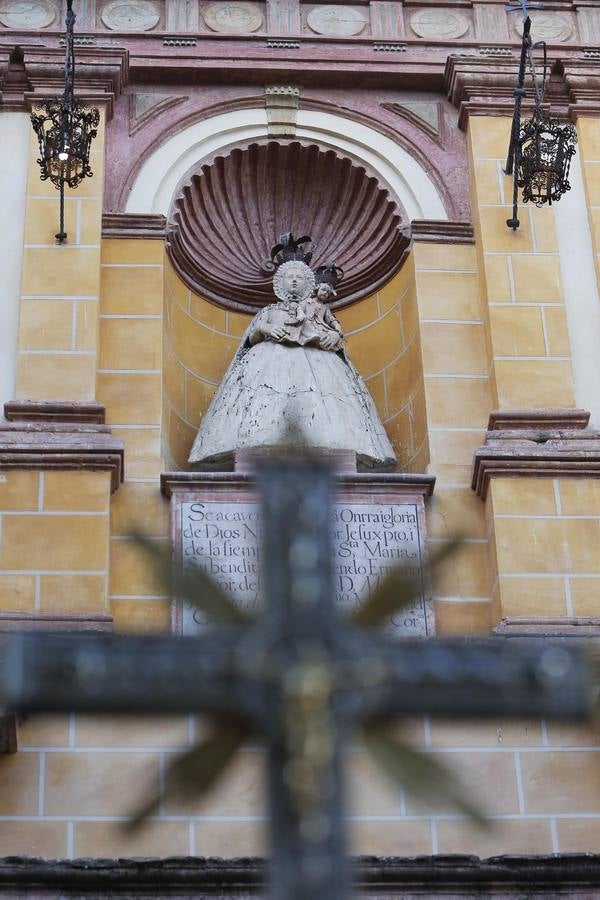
[0,0,599,890]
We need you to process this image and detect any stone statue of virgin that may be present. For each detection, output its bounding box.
[188,241,396,469]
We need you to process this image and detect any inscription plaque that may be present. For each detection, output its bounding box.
[177,497,433,636]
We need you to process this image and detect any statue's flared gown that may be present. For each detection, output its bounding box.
[188,302,396,469]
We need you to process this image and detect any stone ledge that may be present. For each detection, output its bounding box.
[4,400,106,425]
[161,470,436,499]
[0,612,113,633]
[0,420,124,493]
[472,429,600,500]
[102,213,166,239]
[411,220,475,244]
[0,855,599,896]
[494,617,600,637]
[488,409,590,432]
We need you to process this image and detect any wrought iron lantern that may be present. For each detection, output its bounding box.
[505,3,577,230]
[30,0,99,243]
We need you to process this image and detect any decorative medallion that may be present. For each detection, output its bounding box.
[167,141,409,313]
[515,13,573,43]
[202,1,263,33]
[0,0,55,29]
[410,8,469,40]
[307,5,368,37]
[101,0,160,31]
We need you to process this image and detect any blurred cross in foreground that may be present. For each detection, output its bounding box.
[0,455,593,899]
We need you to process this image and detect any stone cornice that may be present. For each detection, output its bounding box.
[0,44,128,117]
[102,213,167,240]
[472,428,600,500]
[4,400,106,425]
[161,470,435,498]
[0,612,113,633]
[0,420,124,493]
[445,53,600,128]
[487,408,590,431]
[411,220,474,244]
[1,854,599,895]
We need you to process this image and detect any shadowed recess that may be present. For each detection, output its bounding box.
[166,140,409,313]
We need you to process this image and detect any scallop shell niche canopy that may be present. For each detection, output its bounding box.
[167,141,409,313]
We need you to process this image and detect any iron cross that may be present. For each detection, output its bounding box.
[0,456,592,899]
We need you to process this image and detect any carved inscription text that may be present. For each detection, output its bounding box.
[178,498,433,636]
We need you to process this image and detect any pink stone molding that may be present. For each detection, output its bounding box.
[102,212,166,239]
[472,426,600,500]
[493,617,600,637]
[487,409,590,432]
[167,140,410,312]
[0,612,113,632]
[0,418,124,493]
[411,220,474,244]
[4,400,106,425]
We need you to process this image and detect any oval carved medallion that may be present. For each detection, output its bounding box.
[515,13,573,43]
[410,9,469,39]
[307,5,368,37]
[203,2,263,33]
[101,0,160,31]
[0,0,55,29]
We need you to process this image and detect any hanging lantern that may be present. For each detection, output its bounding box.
[504,3,578,230]
[30,0,99,242]
[517,114,578,207]
[31,98,99,191]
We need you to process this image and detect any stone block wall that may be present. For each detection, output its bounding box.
[0,111,599,861]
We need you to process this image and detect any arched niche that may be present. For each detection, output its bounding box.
[124,108,445,472]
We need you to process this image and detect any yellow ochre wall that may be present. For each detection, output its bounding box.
[0,114,599,859]
[15,111,106,401]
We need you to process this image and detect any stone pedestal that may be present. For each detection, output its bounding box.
[161,458,436,636]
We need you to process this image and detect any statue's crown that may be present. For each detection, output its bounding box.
[271,232,313,267]
[315,263,344,289]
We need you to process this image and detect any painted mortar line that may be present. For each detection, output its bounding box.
[496,159,506,206]
[540,307,550,357]
[430,819,439,854]
[423,717,432,748]
[98,368,162,374]
[553,480,563,515]
[38,752,46,816]
[100,314,162,319]
[564,577,574,617]
[75,200,82,246]
[71,300,78,350]
[24,244,100,250]
[514,752,525,815]
[0,569,106,576]
[541,721,549,748]
[494,513,600,520]
[34,574,40,612]
[100,263,163,269]
[67,821,74,859]
[188,821,195,855]
[420,319,484,326]
[37,472,44,511]
[1,510,109,517]
[0,811,598,823]
[21,349,96,356]
[528,207,537,253]
[550,817,559,853]
[424,373,490,380]
[69,714,76,748]
[494,355,570,362]
[21,295,98,301]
